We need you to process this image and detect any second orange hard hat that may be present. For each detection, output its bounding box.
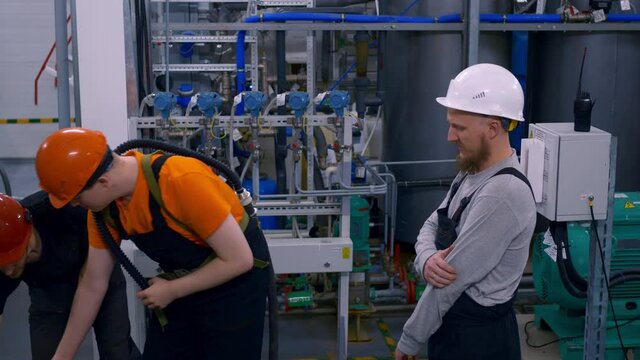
[35,128,109,208]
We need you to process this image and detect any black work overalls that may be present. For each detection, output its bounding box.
[106,155,270,360]
[3,191,140,360]
[428,169,522,360]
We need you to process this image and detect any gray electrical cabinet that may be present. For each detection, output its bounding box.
[529,123,611,222]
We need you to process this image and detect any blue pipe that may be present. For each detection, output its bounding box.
[234,10,640,115]
[480,14,562,23]
[607,14,640,22]
[481,13,640,23]
[235,13,461,113]
[245,13,442,23]
[437,14,462,23]
[330,62,356,92]
[399,0,420,16]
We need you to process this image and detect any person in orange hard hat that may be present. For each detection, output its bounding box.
[37,128,271,360]
[0,191,140,360]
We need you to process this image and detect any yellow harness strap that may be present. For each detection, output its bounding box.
[140,153,268,270]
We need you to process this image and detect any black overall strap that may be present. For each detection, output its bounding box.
[450,167,541,228]
[492,167,533,194]
[490,167,549,235]
[444,175,467,212]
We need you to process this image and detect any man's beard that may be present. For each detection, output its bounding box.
[456,136,490,173]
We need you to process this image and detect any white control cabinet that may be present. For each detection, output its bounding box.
[528,123,611,221]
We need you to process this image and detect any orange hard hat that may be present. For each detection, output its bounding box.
[35,128,111,208]
[0,194,32,267]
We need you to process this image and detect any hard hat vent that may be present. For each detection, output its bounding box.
[472,92,486,100]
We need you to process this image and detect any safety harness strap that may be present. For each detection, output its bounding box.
[141,153,200,239]
[141,153,268,271]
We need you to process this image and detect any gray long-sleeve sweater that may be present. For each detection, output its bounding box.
[397,151,537,355]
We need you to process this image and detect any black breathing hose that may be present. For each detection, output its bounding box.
[111,139,278,360]
[113,139,256,217]
[93,212,149,290]
[113,139,241,189]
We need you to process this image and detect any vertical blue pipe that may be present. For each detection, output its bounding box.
[510,31,528,153]
[235,30,246,115]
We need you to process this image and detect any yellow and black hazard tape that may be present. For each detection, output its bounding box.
[0,118,75,124]
[376,318,398,356]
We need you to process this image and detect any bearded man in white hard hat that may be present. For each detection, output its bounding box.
[395,64,537,360]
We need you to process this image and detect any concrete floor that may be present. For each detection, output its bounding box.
[2,291,561,360]
[259,310,560,360]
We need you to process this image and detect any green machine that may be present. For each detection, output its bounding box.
[533,192,640,359]
[334,196,371,311]
[334,196,371,271]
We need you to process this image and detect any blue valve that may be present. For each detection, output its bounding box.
[154,92,177,120]
[176,83,194,110]
[197,92,223,119]
[288,92,310,119]
[327,91,350,117]
[243,91,267,118]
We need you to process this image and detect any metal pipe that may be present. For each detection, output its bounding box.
[379,172,396,257]
[266,73,308,82]
[275,30,287,200]
[337,164,386,191]
[368,159,456,166]
[55,0,71,128]
[329,164,387,193]
[164,0,170,92]
[376,31,386,103]
[396,179,454,188]
[315,0,371,6]
[69,0,81,126]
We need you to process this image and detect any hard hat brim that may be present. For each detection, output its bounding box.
[48,192,71,209]
[435,96,482,115]
[435,97,452,109]
[435,97,525,122]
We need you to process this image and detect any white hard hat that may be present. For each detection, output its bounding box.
[436,63,525,122]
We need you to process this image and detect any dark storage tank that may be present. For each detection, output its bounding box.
[382,0,513,243]
[530,0,640,191]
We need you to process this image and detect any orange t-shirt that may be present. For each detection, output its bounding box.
[88,151,245,249]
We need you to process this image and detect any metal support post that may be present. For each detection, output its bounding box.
[464,0,479,67]
[69,0,81,126]
[306,0,316,228]
[337,272,350,360]
[337,110,352,360]
[583,137,617,359]
[55,0,71,128]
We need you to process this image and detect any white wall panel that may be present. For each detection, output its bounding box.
[0,0,66,158]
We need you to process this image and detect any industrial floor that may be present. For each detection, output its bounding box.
[259,310,561,360]
[1,284,561,359]
[0,159,562,359]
